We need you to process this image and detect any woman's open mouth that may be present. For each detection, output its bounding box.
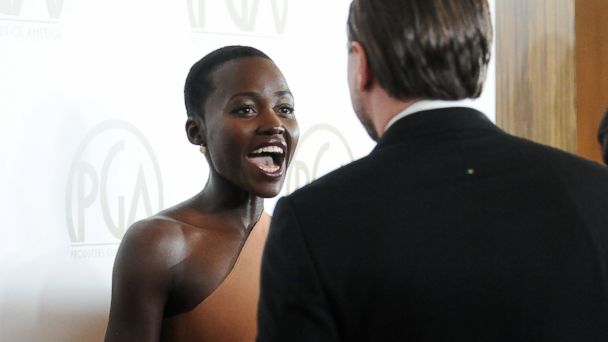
[246,143,287,177]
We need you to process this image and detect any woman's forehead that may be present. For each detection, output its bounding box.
[216,57,284,83]
[201,57,291,116]
[210,58,289,98]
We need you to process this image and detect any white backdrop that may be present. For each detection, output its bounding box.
[0,1,495,340]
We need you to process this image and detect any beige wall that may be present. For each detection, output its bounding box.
[496,0,577,153]
[576,0,608,163]
[496,0,608,163]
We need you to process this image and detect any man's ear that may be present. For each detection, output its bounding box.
[350,41,373,92]
[185,116,206,146]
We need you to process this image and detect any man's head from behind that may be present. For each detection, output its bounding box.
[598,109,608,165]
[346,0,493,139]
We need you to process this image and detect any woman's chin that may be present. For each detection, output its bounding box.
[252,182,285,199]
[255,188,281,199]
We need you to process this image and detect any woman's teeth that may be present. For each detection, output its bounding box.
[251,146,284,154]
[247,145,285,174]
[258,164,281,173]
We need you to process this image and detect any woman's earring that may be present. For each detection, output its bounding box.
[199,144,207,154]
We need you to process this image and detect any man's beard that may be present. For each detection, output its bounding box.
[352,98,379,142]
[359,113,379,142]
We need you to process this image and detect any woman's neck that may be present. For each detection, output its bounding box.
[193,175,264,232]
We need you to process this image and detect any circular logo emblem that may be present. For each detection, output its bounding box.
[285,124,354,193]
[66,120,163,245]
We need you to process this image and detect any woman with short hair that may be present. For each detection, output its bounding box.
[105,45,299,342]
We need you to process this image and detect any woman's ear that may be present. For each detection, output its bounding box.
[350,41,373,92]
[186,116,206,146]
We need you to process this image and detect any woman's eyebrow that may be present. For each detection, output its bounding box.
[229,90,293,101]
[274,90,293,98]
[229,92,261,100]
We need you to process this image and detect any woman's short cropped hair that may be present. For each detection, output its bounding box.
[184,46,271,118]
[347,0,492,101]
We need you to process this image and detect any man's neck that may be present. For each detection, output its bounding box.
[367,90,417,139]
[382,99,476,135]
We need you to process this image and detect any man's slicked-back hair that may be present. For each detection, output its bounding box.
[184,45,271,118]
[347,0,493,101]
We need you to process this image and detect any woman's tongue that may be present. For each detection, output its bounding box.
[249,155,279,171]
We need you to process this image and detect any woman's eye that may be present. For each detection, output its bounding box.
[232,106,256,116]
[277,105,295,116]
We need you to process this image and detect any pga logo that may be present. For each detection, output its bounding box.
[188,0,289,35]
[66,120,164,245]
[0,0,64,20]
[285,124,354,193]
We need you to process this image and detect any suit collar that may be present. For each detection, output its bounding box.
[384,99,477,132]
[374,107,500,152]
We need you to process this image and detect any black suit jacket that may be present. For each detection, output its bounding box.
[258,108,608,341]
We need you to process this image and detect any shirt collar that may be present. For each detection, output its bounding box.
[384,99,476,133]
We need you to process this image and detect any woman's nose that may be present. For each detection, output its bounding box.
[258,123,286,136]
[257,110,286,135]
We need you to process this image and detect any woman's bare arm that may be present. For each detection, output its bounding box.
[105,219,183,342]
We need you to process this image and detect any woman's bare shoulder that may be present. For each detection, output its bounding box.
[114,202,212,276]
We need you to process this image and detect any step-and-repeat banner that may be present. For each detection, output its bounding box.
[0,0,495,340]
